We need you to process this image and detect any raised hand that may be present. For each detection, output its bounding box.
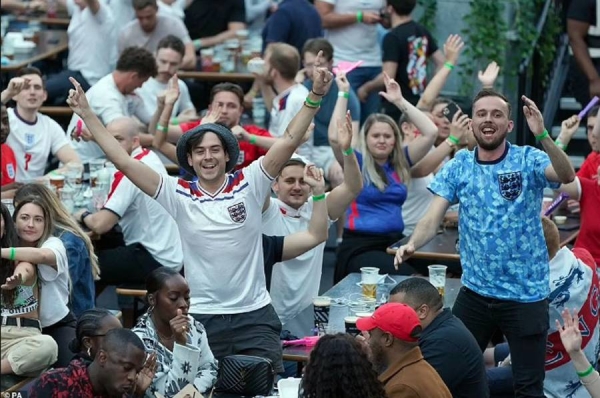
[311,51,334,96]
[170,309,190,346]
[337,111,353,151]
[478,62,500,88]
[303,164,325,194]
[394,242,415,269]
[379,73,403,106]
[560,115,580,138]
[200,105,223,125]
[164,75,180,106]
[135,352,158,395]
[335,72,350,94]
[5,77,31,99]
[449,110,470,142]
[1,273,22,290]
[556,308,582,356]
[522,95,545,136]
[444,34,465,66]
[66,77,92,117]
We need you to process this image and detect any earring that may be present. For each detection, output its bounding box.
[87,346,92,358]
[147,305,154,314]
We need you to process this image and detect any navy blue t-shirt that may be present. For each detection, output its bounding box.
[262,0,323,55]
[263,234,284,290]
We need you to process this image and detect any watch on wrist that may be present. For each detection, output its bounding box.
[80,211,91,225]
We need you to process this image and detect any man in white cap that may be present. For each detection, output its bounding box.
[65,53,334,373]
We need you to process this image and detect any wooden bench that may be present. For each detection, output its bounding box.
[40,106,73,117]
[115,287,147,327]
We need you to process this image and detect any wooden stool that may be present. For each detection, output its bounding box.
[115,287,147,327]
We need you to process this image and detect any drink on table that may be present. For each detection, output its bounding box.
[344,316,360,337]
[360,267,380,300]
[49,175,65,190]
[313,296,331,335]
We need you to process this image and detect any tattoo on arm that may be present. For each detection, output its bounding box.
[284,129,294,140]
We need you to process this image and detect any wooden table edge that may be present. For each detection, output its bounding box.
[560,230,580,247]
[2,43,68,72]
[282,353,309,362]
[386,246,460,262]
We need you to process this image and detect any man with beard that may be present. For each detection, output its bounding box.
[395,89,575,398]
[357,303,452,397]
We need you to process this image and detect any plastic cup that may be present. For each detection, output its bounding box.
[361,267,380,299]
[428,265,448,298]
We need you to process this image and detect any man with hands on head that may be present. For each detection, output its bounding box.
[1,73,81,181]
[262,111,362,324]
[66,55,334,372]
[395,91,575,398]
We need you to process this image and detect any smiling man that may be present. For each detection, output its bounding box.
[396,89,576,398]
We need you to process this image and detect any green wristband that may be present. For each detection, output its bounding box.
[356,11,363,23]
[555,138,567,151]
[193,39,202,49]
[577,365,595,378]
[9,247,16,261]
[157,124,168,133]
[249,135,258,145]
[313,193,326,202]
[338,91,350,99]
[447,135,460,145]
[343,147,354,156]
[535,129,549,141]
[444,62,455,70]
[305,97,322,108]
[170,117,179,126]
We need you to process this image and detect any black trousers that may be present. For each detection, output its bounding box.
[452,287,549,398]
[42,312,76,368]
[97,243,163,287]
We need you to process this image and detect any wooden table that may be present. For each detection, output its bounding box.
[386,216,581,261]
[281,273,462,363]
[2,30,68,72]
[177,71,254,82]
[16,16,70,27]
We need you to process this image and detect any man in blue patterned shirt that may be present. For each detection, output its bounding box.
[395,89,576,398]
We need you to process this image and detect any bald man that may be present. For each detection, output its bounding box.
[74,117,183,291]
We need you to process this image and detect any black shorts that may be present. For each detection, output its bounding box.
[192,304,283,373]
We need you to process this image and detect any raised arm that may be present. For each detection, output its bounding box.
[522,96,576,183]
[66,77,161,197]
[554,115,581,151]
[380,73,437,164]
[394,195,450,267]
[1,77,30,105]
[417,34,464,110]
[281,165,329,260]
[326,111,363,220]
[477,61,500,90]
[261,51,334,177]
[1,247,58,268]
[410,110,470,177]
[151,76,181,164]
[328,73,354,166]
[315,0,380,29]
[1,261,36,290]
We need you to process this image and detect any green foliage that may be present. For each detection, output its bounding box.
[418,0,438,34]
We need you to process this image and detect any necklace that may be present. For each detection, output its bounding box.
[151,315,174,341]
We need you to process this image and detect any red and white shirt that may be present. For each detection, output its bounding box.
[1,144,17,186]
[152,157,273,314]
[103,147,183,269]
[180,121,271,170]
[6,108,70,182]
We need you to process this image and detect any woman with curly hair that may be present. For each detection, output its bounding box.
[300,333,387,398]
[0,203,58,376]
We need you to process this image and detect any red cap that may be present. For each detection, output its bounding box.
[356,303,421,342]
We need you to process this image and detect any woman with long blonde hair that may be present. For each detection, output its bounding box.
[329,73,438,282]
[1,197,75,368]
[14,184,99,317]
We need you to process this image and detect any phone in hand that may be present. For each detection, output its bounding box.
[443,103,461,122]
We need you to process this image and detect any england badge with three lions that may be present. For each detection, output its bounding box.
[228,202,247,223]
[498,171,522,201]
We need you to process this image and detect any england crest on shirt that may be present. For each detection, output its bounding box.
[498,171,522,201]
[228,202,247,223]
[6,164,15,179]
[25,133,35,150]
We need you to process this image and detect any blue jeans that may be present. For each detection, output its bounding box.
[347,66,382,125]
[452,287,548,398]
[45,70,90,106]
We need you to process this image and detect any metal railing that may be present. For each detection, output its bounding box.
[515,0,568,147]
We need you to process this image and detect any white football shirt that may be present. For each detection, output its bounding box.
[136,77,195,125]
[269,84,308,139]
[103,147,183,269]
[6,108,70,182]
[262,197,333,324]
[152,157,274,314]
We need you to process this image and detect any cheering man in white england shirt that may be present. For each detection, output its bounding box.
[65,54,334,373]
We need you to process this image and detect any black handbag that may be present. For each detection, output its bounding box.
[215,355,275,396]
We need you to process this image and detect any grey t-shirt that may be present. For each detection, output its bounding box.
[118,14,191,54]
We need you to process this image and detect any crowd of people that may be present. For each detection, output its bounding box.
[0,0,599,397]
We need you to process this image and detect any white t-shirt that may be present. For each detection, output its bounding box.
[321,0,384,66]
[37,237,71,327]
[106,0,134,31]
[103,147,183,269]
[402,174,434,236]
[67,74,150,163]
[136,77,195,125]
[157,0,186,19]
[118,14,191,55]
[6,108,70,182]
[269,84,308,138]
[66,0,117,86]
[152,157,274,314]
[262,197,333,324]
